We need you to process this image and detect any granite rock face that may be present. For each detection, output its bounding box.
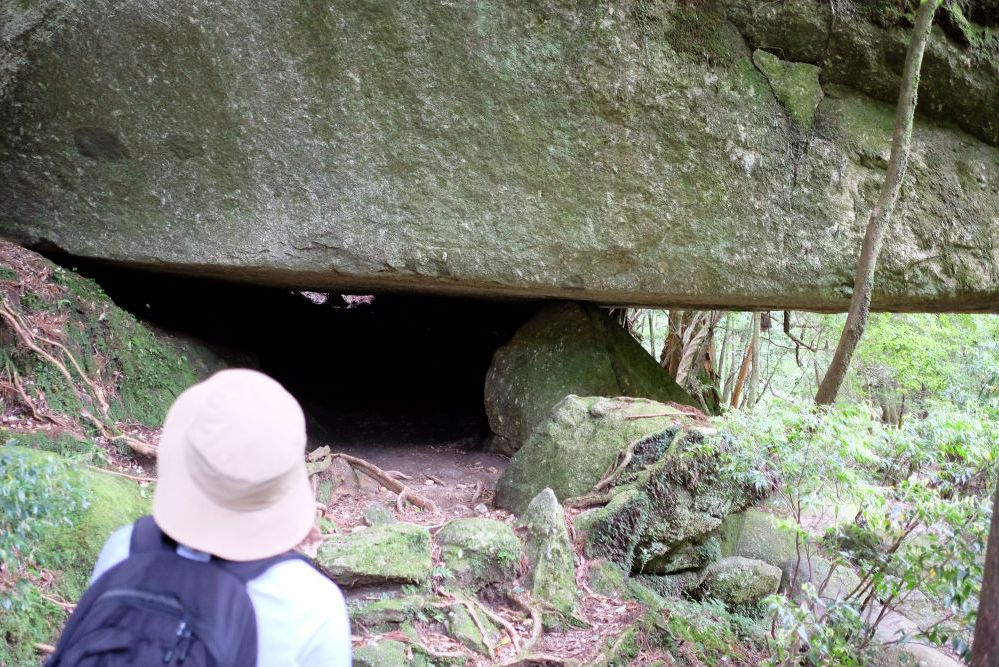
[1,1,996,311]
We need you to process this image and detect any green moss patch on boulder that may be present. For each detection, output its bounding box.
[698,556,781,609]
[484,303,695,454]
[521,489,577,616]
[352,639,409,667]
[316,523,432,587]
[495,395,688,514]
[434,518,520,591]
[720,510,798,568]
[586,560,628,598]
[12,445,152,598]
[575,487,650,574]
[348,594,429,632]
[751,50,823,130]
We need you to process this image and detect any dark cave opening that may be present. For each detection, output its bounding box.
[54,258,540,450]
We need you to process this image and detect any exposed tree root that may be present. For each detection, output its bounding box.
[308,446,439,514]
[0,300,157,458]
[85,465,157,483]
[460,599,496,659]
[470,597,522,655]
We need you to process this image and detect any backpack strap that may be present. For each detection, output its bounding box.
[128,516,318,583]
[129,515,173,554]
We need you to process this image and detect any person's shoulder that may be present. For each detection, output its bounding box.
[253,557,344,603]
[90,523,134,583]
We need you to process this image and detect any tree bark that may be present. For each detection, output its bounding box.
[747,312,762,408]
[815,0,939,405]
[973,482,999,665]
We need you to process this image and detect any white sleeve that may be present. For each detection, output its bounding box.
[297,583,352,667]
[89,524,133,583]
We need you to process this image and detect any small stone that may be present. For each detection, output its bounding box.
[316,523,432,587]
[352,639,407,667]
[699,556,781,608]
[434,518,522,591]
[474,503,489,516]
[521,488,577,618]
[362,504,397,527]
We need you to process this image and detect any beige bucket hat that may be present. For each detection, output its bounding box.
[153,369,314,561]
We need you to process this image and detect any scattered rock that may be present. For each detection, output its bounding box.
[362,504,397,527]
[720,510,797,568]
[521,489,577,616]
[316,523,431,587]
[484,303,695,454]
[352,639,408,667]
[699,556,781,608]
[496,395,689,514]
[348,595,428,631]
[434,518,521,591]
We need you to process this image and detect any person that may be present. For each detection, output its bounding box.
[78,369,350,665]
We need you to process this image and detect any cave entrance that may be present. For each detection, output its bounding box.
[60,261,538,461]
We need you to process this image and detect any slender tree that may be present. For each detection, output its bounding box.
[815,0,941,405]
[974,485,999,665]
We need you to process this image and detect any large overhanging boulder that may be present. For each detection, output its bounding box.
[1,1,996,311]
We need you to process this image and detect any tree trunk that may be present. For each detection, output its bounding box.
[747,312,762,407]
[973,482,999,665]
[815,0,939,405]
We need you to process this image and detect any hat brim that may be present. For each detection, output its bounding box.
[152,382,315,562]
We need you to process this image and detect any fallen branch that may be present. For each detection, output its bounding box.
[310,447,439,513]
[34,643,55,655]
[623,412,679,421]
[592,435,645,493]
[86,465,157,484]
[563,490,615,510]
[396,487,409,513]
[39,592,75,612]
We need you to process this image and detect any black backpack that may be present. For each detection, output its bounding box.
[48,516,311,666]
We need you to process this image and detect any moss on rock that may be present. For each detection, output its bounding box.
[348,594,429,632]
[495,395,687,514]
[698,556,781,609]
[434,518,520,591]
[576,486,650,573]
[720,510,798,568]
[521,489,576,616]
[751,49,823,130]
[316,523,432,587]
[484,303,695,454]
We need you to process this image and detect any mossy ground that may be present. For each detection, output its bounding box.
[0,442,150,666]
[1,241,218,434]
